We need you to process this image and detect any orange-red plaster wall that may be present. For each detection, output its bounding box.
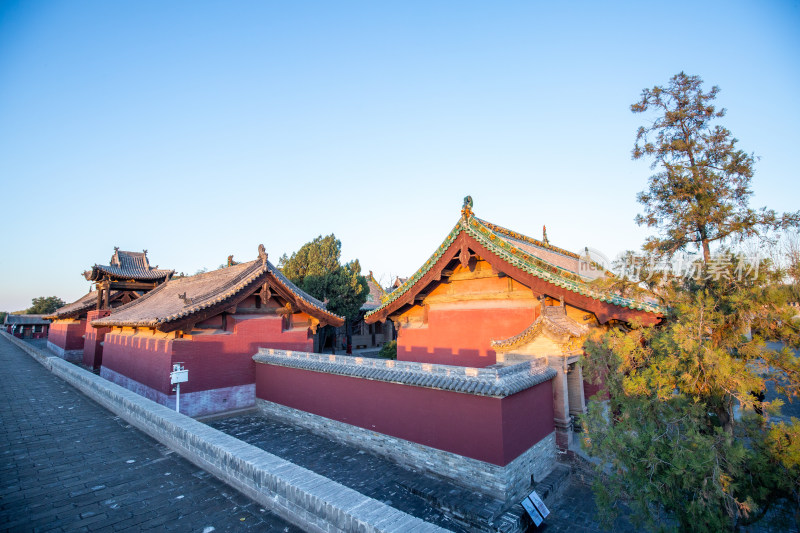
[398,305,537,367]
[48,319,87,351]
[396,263,540,368]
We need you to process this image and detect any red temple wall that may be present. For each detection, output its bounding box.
[398,304,537,368]
[83,309,112,369]
[102,315,312,395]
[48,320,87,351]
[255,363,554,466]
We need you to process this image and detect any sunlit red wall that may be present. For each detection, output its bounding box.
[101,315,313,395]
[398,305,538,368]
[48,319,86,351]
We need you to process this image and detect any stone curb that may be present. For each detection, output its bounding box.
[0,332,449,533]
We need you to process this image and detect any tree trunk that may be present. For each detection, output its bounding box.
[346,319,352,354]
[716,404,734,436]
[699,224,711,263]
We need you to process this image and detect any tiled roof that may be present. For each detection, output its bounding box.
[46,291,104,320]
[361,272,387,311]
[92,249,343,330]
[365,198,661,321]
[4,314,51,325]
[84,249,174,282]
[253,348,557,398]
[490,306,589,351]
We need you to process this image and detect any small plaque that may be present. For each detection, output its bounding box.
[528,490,550,519]
[170,369,188,384]
[521,497,543,526]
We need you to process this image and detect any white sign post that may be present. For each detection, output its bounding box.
[170,363,188,413]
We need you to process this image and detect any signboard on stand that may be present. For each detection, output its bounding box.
[521,490,550,527]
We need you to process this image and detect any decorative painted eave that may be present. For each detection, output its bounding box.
[490,312,590,351]
[365,196,662,323]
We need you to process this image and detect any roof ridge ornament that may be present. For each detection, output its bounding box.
[461,195,473,219]
[542,225,549,245]
[258,244,268,267]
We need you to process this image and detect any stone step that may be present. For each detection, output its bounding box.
[535,464,572,505]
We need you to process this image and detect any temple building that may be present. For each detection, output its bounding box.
[4,314,50,339]
[45,248,173,365]
[365,196,661,448]
[91,245,344,417]
[248,198,660,507]
[349,271,395,349]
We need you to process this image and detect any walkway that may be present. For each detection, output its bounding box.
[0,336,301,532]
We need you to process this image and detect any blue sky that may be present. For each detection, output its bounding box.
[1,1,798,311]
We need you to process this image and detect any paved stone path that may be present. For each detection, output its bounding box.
[0,337,301,533]
[207,413,476,531]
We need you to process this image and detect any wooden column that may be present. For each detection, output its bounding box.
[102,281,110,309]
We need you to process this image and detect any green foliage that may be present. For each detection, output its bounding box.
[279,234,368,324]
[377,340,397,360]
[632,72,799,262]
[279,234,342,285]
[582,73,800,531]
[585,262,800,531]
[0,311,7,324]
[303,260,369,323]
[26,296,66,315]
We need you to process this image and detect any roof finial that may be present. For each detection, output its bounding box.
[114,246,119,252]
[143,249,147,255]
[542,225,549,245]
[258,244,268,267]
[461,195,473,219]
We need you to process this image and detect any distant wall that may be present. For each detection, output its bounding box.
[48,319,86,351]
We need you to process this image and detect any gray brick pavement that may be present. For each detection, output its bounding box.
[0,336,302,533]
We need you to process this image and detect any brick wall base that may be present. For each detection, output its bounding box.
[101,367,255,417]
[256,398,556,503]
[47,341,83,363]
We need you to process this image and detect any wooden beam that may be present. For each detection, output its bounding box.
[421,291,536,305]
[108,281,160,291]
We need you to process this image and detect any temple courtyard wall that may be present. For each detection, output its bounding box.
[47,318,86,362]
[100,315,312,417]
[254,348,558,502]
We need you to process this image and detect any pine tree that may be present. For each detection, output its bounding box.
[583,73,800,531]
[279,235,368,352]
